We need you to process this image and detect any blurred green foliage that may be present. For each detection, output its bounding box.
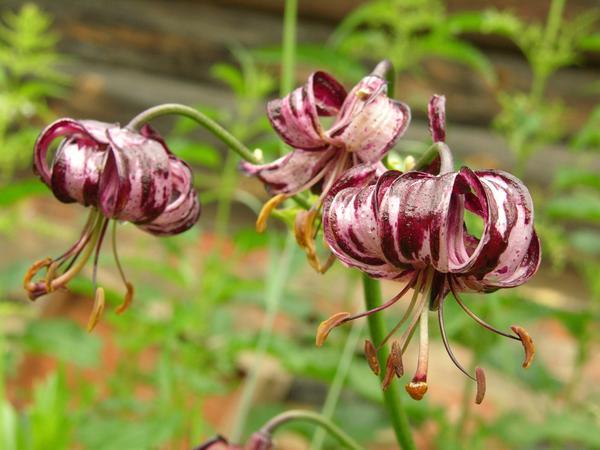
[0,3,66,184]
[0,1,599,449]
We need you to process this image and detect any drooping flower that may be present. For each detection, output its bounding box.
[24,118,200,329]
[319,96,540,403]
[241,62,410,271]
[192,433,272,450]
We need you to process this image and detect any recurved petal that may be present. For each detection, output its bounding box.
[240,147,338,195]
[49,140,106,205]
[98,127,171,222]
[323,165,412,279]
[33,119,115,187]
[137,157,200,236]
[328,75,411,162]
[267,71,347,151]
[464,170,540,288]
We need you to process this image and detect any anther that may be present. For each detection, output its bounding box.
[115,282,134,315]
[256,194,288,233]
[87,287,106,332]
[316,312,351,347]
[511,325,535,368]
[364,339,380,375]
[475,367,486,404]
[45,261,59,292]
[390,341,404,377]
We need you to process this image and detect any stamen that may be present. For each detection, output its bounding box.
[364,339,380,375]
[450,279,520,341]
[510,325,535,368]
[24,212,105,300]
[438,296,477,381]
[382,355,396,391]
[405,307,430,401]
[91,218,110,292]
[112,221,135,314]
[256,194,288,233]
[378,272,423,350]
[475,367,486,404]
[316,312,351,347]
[87,287,105,332]
[44,261,59,292]
[23,257,52,294]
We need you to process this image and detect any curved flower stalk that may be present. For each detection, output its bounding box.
[241,61,411,272]
[319,95,540,404]
[24,118,200,330]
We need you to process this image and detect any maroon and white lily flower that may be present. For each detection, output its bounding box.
[318,96,540,403]
[24,118,200,329]
[242,63,410,271]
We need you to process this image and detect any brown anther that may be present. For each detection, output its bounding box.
[256,194,288,233]
[87,287,106,332]
[382,356,396,391]
[511,325,535,368]
[356,88,371,100]
[405,380,428,400]
[390,341,404,377]
[115,282,134,315]
[364,339,380,375]
[475,367,486,404]
[316,312,351,347]
[23,257,52,292]
[44,261,59,293]
[295,208,331,273]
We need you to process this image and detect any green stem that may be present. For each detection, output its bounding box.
[230,234,297,442]
[531,0,565,103]
[414,142,454,173]
[280,0,298,96]
[260,409,363,450]
[311,290,363,450]
[362,274,416,450]
[278,0,298,155]
[126,103,259,164]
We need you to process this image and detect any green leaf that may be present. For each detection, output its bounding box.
[553,167,600,191]
[22,319,102,367]
[0,179,48,205]
[545,192,600,223]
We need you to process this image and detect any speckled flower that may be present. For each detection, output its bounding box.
[242,62,410,271]
[318,96,540,403]
[24,118,200,329]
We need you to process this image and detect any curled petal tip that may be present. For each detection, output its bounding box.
[428,94,446,142]
[475,367,486,404]
[511,325,535,368]
[364,339,380,375]
[405,380,428,400]
[256,194,287,233]
[316,312,351,347]
[87,287,106,333]
[115,282,134,315]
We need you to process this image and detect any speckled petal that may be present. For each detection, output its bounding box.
[138,157,200,236]
[323,165,414,279]
[50,140,106,205]
[267,71,347,151]
[240,147,339,195]
[459,170,541,288]
[328,76,411,162]
[98,127,171,222]
[34,119,115,190]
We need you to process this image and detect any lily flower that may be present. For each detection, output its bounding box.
[241,62,410,271]
[24,118,200,330]
[192,433,272,450]
[318,96,540,403]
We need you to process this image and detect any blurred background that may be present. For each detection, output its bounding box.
[0,0,599,449]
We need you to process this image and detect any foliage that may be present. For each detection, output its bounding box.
[0,1,599,450]
[0,3,66,184]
